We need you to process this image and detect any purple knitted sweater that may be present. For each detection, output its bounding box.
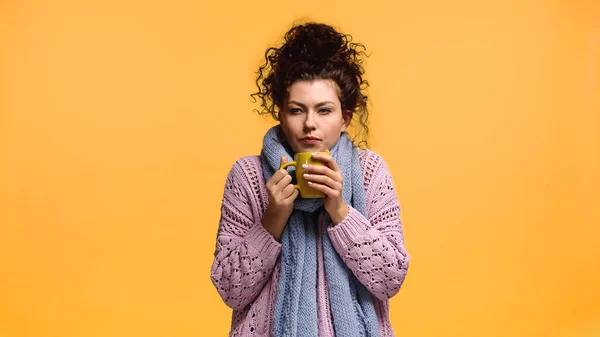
[211,150,410,337]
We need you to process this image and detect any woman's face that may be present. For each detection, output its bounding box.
[279,79,351,154]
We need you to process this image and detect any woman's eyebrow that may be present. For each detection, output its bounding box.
[288,100,334,108]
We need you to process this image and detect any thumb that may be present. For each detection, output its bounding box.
[280,155,288,167]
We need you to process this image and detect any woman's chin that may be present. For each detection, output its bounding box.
[296,145,325,153]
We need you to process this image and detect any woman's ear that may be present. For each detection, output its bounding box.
[277,104,285,122]
[341,111,353,131]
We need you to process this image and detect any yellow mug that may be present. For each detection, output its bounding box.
[279,151,330,199]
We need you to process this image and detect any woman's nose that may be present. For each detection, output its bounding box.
[303,111,316,129]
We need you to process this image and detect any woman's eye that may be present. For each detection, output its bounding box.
[319,108,332,114]
[289,108,302,114]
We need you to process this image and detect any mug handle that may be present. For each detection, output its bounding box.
[279,161,301,190]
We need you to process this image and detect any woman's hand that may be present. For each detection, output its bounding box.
[262,156,299,241]
[303,153,349,225]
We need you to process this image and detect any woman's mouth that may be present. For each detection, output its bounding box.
[300,136,321,145]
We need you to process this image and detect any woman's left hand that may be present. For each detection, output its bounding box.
[303,153,349,224]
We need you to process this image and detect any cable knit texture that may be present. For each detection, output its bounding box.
[211,150,410,337]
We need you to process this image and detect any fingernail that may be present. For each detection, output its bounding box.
[303,173,309,178]
[302,164,309,169]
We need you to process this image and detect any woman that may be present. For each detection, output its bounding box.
[211,22,410,337]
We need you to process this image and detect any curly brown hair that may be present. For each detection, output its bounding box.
[251,22,371,148]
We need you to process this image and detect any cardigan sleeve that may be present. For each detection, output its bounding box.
[327,151,410,301]
[210,158,281,310]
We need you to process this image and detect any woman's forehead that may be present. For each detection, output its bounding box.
[286,80,340,104]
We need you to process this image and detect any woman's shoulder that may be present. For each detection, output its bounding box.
[358,149,392,187]
[230,155,262,170]
[358,149,388,169]
[225,155,264,186]
[227,155,263,180]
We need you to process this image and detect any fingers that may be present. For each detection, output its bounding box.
[303,172,341,191]
[311,153,340,172]
[267,168,290,187]
[266,163,294,198]
[302,164,331,175]
[268,174,297,203]
[275,173,293,190]
[287,188,299,201]
[281,183,298,199]
[267,155,291,187]
[307,180,339,198]
[302,164,343,184]
[303,153,343,198]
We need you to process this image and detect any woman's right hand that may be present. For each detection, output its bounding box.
[262,155,298,241]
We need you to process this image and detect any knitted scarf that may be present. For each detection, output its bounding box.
[261,125,380,337]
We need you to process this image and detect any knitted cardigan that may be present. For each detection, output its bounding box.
[211,150,410,337]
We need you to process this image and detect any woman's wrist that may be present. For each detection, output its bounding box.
[261,207,288,241]
[329,203,349,225]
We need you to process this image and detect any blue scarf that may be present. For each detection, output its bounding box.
[261,125,380,337]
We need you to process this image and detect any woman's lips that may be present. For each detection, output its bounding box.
[300,137,321,145]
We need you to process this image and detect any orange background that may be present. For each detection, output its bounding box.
[1,1,599,336]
